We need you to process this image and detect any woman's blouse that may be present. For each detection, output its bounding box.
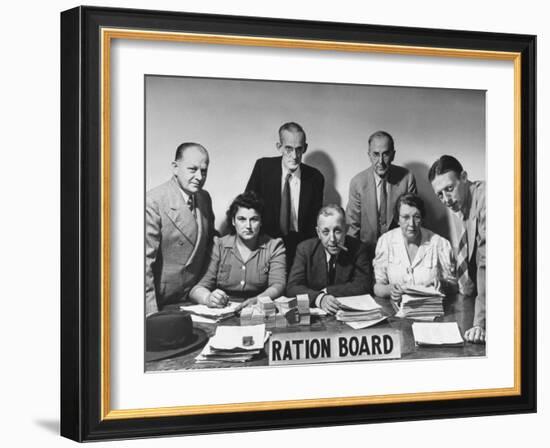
[192,234,286,300]
[373,227,456,288]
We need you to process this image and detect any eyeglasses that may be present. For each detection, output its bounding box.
[399,214,422,223]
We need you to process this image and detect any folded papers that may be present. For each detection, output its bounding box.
[195,324,270,364]
[180,302,240,323]
[412,322,464,346]
[335,294,386,323]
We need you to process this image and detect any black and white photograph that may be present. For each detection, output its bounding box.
[144,75,487,371]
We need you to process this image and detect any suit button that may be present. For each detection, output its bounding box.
[240,280,245,285]
[241,265,245,270]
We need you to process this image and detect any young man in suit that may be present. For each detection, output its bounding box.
[429,155,486,344]
[245,122,324,269]
[346,130,417,252]
[287,205,372,314]
[145,143,215,316]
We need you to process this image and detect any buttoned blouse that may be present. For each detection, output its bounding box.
[373,227,456,287]
[192,234,287,300]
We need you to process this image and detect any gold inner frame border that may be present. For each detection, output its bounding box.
[99,27,522,421]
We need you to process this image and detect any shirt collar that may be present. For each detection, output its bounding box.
[223,233,269,250]
[373,171,386,186]
[281,161,301,180]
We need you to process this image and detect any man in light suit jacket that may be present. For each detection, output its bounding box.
[245,122,324,269]
[145,143,215,316]
[346,131,417,253]
[429,155,486,344]
[287,205,372,314]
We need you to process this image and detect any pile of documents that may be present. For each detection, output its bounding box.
[180,302,241,324]
[240,295,310,328]
[195,324,268,364]
[394,285,445,321]
[335,294,387,329]
[412,322,464,347]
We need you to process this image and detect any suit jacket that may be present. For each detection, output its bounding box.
[449,180,486,328]
[245,156,324,241]
[346,165,416,250]
[286,236,372,305]
[145,177,215,316]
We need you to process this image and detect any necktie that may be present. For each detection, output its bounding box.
[279,173,292,235]
[378,179,387,236]
[186,195,194,211]
[328,255,337,286]
[456,219,474,295]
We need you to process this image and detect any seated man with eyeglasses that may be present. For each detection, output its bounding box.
[245,122,325,270]
[287,204,372,314]
[346,130,417,256]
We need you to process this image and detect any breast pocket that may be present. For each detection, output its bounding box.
[218,263,232,283]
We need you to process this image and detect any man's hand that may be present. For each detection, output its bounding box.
[390,283,404,302]
[320,295,341,315]
[206,289,229,308]
[464,326,486,344]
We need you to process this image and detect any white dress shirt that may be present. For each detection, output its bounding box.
[281,163,301,232]
[373,171,388,212]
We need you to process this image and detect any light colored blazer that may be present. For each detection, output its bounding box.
[449,180,486,328]
[145,177,215,316]
[346,165,417,249]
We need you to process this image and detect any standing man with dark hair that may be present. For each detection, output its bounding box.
[346,130,417,252]
[245,122,324,269]
[145,143,215,316]
[429,155,486,344]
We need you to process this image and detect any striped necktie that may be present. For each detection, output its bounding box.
[456,218,474,295]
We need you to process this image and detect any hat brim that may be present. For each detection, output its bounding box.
[145,327,209,363]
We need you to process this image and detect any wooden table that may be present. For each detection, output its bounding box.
[146,294,485,371]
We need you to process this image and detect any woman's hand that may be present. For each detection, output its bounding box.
[390,283,404,302]
[205,289,229,308]
[426,278,441,292]
[235,297,258,313]
[320,295,341,315]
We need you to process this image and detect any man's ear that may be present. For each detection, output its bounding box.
[460,170,468,182]
[302,143,308,154]
[276,141,282,151]
[315,225,321,239]
[171,160,178,174]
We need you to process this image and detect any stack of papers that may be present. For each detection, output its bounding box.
[335,294,386,324]
[394,286,445,321]
[195,324,269,364]
[180,302,241,324]
[412,322,464,347]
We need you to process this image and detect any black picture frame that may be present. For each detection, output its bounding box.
[60,5,536,442]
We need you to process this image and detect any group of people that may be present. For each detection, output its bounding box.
[145,122,486,344]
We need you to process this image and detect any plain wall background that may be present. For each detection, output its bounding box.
[146,76,485,237]
[1,1,545,447]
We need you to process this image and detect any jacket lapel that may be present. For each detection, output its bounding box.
[312,240,329,287]
[298,165,310,231]
[365,168,379,235]
[272,157,283,217]
[166,178,198,247]
[387,167,398,226]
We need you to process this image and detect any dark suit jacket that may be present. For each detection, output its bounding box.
[145,177,215,315]
[346,165,416,250]
[286,236,373,305]
[245,156,324,240]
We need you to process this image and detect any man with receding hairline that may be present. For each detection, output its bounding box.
[346,130,417,252]
[145,142,215,316]
[245,122,324,270]
[287,205,372,314]
[429,155,486,344]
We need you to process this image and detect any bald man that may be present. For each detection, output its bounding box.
[145,143,215,316]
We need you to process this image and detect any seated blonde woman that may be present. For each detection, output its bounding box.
[190,191,286,308]
[373,193,457,302]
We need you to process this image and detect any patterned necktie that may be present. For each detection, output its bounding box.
[279,173,292,235]
[378,179,387,236]
[456,218,474,295]
[186,195,194,212]
[328,255,337,285]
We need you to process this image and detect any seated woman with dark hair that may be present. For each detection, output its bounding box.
[373,193,457,302]
[190,191,286,308]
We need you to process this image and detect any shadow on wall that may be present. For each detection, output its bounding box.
[304,150,342,207]
[405,161,451,240]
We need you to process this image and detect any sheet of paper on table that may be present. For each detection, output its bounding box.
[412,322,464,346]
[337,294,382,311]
[344,316,388,329]
[180,301,241,320]
[401,285,445,297]
[209,324,267,350]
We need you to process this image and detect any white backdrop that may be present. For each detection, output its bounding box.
[0,0,546,447]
